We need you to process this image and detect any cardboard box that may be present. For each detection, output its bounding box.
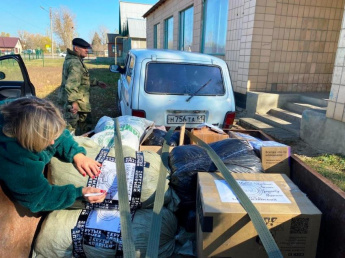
[139,145,173,154]
[139,125,184,154]
[197,172,321,258]
[191,126,229,144]
[261,146,291,177]
[229,132,291,177]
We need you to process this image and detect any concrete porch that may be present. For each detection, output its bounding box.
[239,91,345,155]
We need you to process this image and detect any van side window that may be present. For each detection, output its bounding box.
[126,56,135,84]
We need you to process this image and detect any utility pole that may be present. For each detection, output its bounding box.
[40,6,54,58]
[115,36,128,65]
[50,7,53,58]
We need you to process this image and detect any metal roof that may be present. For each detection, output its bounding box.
[127,18,146,38]
[0,37,21,48]
[119,1,153,33]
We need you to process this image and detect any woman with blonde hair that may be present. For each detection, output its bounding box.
[0,97,106,212]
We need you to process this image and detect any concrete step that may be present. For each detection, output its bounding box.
[238,117,300,143]
[284,102,327,115]
[267,108,302,124]
[300,95,328,107]
[254,113,300,136]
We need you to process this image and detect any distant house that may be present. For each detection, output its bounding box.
[116,1,153,57]
[107,33,124,58]
[125,18,147,49]
[0,37,22,54]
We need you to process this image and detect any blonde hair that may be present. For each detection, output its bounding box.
[1,97,66,152]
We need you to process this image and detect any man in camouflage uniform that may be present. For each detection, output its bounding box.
[59,38,107,135]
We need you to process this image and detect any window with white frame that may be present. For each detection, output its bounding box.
[202,0,229,55]
[179,6,194,51]
[164,16,174,49]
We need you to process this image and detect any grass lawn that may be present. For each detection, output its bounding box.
[23,58,120,128]
[300,154,345,192]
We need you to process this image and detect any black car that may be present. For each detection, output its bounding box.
[0,54,36,102]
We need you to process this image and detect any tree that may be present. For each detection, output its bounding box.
[88,25,109,52]
[91,32,103,56]
[18,30,52,52]
[53,7,76,50]
[0,32,10,37]
[98,25,109,46]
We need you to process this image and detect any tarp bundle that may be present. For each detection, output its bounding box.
[142,129,190,146]
[91,116,154,150]
[49,137,178,210]
[169,139,263,206]
[33,208,177,258]
[35,136,179,257]
[168,138,264,232]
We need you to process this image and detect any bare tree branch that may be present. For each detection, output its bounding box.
[98,25,109,45]
[53,7,76,50]
[17,31,52,52]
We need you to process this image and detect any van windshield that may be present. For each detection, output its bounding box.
[145,63,225,95]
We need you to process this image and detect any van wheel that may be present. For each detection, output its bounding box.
[117,100,122,116]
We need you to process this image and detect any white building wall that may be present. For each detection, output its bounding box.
[145,0,344,96]
[226,0,256,94]
[328,3,345,122]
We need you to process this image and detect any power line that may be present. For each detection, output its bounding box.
[2,7,47,32]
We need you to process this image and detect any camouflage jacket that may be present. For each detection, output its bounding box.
[59,48,98,112]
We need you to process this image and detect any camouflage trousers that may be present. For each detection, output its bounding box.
[64,106,93,136]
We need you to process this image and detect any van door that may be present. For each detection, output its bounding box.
[119,55,135,116]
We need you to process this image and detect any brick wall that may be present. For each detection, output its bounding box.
[145,0,345,97]
[248,0,344,93]
[328,3,345,122]
[146,0,197,50]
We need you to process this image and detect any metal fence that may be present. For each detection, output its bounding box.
[0,50,44,60]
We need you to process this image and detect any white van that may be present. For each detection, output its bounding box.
[110,49,236,129]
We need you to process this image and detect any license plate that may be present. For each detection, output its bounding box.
[167,115,206,124]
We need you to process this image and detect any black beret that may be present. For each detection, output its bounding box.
[72,38,91,48]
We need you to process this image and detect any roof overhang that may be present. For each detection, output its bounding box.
[143,0,168,18]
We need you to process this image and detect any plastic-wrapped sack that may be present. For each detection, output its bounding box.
[33,208,177,258]
[142,129,190,146]
[168,131,190,146]
[173,227,196,256]
[142,129,167,146]
[169,145,215,174]
[91,116,154,150]
[174,207,197,233]
[229,131,262,142]
[169,145,216,207]
[169,139,263,207]
[209,139,264,173]
[49,137,177,210]
[250,140,289,157]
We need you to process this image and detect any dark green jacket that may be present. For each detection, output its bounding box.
[0,115,86,213]
[59,48,98,112]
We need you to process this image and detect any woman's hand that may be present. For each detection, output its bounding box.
[73,153,101,178]
[82,187,107,203]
